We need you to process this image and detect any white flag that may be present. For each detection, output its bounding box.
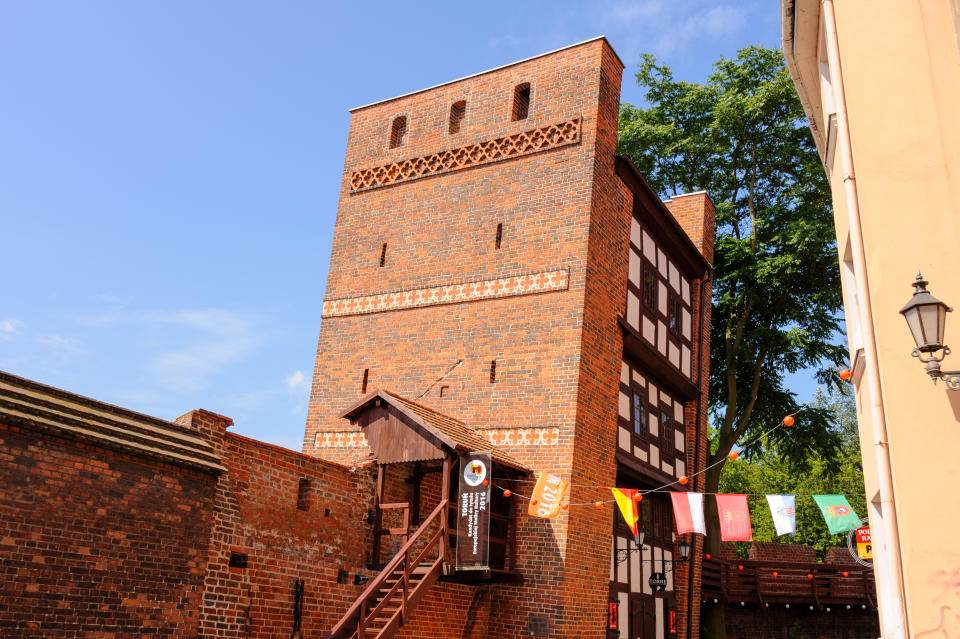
[765,494,796,537]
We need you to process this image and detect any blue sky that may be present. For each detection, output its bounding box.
[1,1,798,451]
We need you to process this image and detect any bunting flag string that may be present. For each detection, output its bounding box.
[670,492,706,535]
[716,494,753,542]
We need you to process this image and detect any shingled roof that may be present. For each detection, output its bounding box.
[0,370,225,473]
[341,389,528,472]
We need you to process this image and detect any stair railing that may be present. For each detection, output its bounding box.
[327,499,447,639]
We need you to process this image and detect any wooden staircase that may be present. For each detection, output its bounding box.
[326,500,448,639]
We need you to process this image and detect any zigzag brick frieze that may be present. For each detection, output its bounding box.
[321,268,569,318]
[349,117,582,192]
[314,431,369,450]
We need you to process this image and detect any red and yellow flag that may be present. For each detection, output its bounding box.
[610,488,641,537]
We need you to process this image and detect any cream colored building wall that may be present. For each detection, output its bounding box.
[786,0,960,636]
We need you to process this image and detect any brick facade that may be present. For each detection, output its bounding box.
[0,421,216,637]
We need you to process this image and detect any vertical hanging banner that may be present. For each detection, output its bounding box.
[716,494,752,542]
[670,492,706,535]
[527,472,568,519]
[813,494,861,534]
[457,452,491,570]
[765,494,797,537]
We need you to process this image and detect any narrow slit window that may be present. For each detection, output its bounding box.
[361,368,369,394]
[448,101,466,134]
[379,243,387,267]
[389,116,407,148]
[489,360,497,383]
[495,223,503,249]
[297,478,311,511]
[511,83,530,121]
[632,393,643,435]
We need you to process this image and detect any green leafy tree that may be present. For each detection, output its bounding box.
[719,389,866,560]
[618,47,846,637]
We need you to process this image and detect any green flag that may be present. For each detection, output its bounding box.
[813,495,860,534]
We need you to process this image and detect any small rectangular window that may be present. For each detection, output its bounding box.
[229,552,248,569]
[379,243,387,267]
[668,295,681,336]
[495,223,502,249]
[632,393,643,435]
[643,266,657,309]
[511,83,530,121]
[297,478,311,511]
[449,100,466,134]
[489,360,497,383]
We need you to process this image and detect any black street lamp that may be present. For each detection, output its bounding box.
[900,272,960,389]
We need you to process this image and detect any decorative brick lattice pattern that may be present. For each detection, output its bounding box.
[314,431,369,449]
[480,427,560,447]
[349,117,582,192]
[321,268,569,318]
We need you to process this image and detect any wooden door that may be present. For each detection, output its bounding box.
[630,595,657,639]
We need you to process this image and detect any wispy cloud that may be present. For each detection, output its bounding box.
[0,319,23,340]
[35,334,87,356]
[285,370,309,415]
[78,307,266,393]
[649,4,748,56]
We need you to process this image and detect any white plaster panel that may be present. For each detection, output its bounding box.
[619,426,631,450]
[676,459,685,477]
[627,291,640,331]
[649,413,658,437]
[617,537,628,584]
[632,370,645,387]
[682,308,691,339]
[660,390,672,406]
[665,551,674,591]
[658,282,668,315]
[669,342,680,368]
[648,383,658,404]
[643,548,652,595]
[658,320,668,355]
[635,445,648,462]
[629,249,642,286]
[649,444,660,467]
[674,401,684,421]
[621,361,630,385]
[662,461,673,475]
[657,248,668,277]
[610,537,615,581]
[681,345,691,377]
[631,218,643,248]
[631,549,642,593]
[682,277,690,304]
[669,261,680,292]
[643,316,656,344]
[619,592,628,638]
[656,598,664,639]
[643,230,656,263]
[619,392,630,419]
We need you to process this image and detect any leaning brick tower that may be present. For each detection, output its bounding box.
[305,37,709,639]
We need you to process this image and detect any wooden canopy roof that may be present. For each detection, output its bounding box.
[341,389,528,472]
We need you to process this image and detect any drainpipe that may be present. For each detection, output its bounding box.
[821,2,908,637]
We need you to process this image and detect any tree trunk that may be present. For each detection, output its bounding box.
[702,462,726,639]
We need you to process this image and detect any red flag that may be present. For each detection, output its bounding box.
[670,492,705,535]
[716,494,752,541]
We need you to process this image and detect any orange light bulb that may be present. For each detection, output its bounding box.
[594,501,603,509]
[530,499,538,506]
[728,451,739,461]
[839,369,852,381]
[503,490,511,498]
[679,476,688,485]
[783,415,795,427]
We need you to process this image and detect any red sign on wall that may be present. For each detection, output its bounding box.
[607,601,618,630]
[669,609,677,636]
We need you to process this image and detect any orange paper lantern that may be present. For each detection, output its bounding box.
[728,451,739,461]
[594,501,603,509]
[482,479,488,486]
[633,493,643,502]
[530,499,538,506]
[842,571,849,577]
[738,565,744,571]
[679,476,688,485]
[561,503,569,511]
[783,415,795,427]
[807,574,813,580]
[839,369,852,381]
[705,554,711,559]
[773,571,779,577]
[503,490,511,498]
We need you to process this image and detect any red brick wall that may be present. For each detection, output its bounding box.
[0,421,216,637]
[176,409,375,638]
[722,603,880,639]
[748,542,817,563]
